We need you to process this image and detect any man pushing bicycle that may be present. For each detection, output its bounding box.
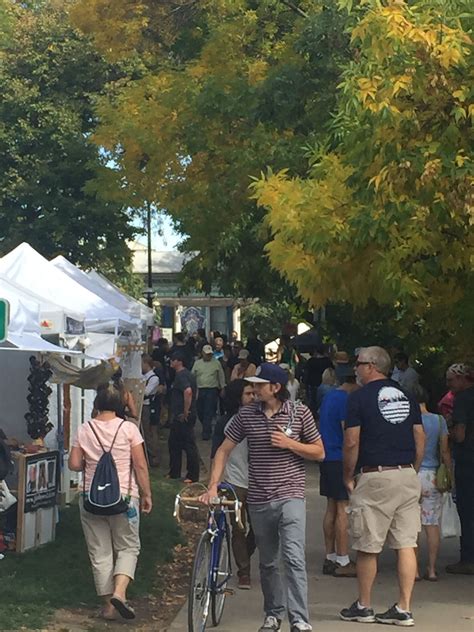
[201,363,325,632]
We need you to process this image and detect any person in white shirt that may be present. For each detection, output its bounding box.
[141,354,160,466]
[211,379,256,590]
[280,364,300,403]
[392,352,420,394]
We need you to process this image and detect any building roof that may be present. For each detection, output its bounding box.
[131,241,194,275]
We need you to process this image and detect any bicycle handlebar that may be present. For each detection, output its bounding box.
[179,496,237,506]
[174,495,243,529]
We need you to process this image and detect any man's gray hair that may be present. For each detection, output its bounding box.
[358,346,392,376]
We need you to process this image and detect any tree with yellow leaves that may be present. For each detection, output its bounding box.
[253,0,473,353]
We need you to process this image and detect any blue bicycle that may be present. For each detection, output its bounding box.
[174,483,242,632]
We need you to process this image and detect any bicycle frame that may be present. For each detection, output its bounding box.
[207,505,232,594]
[174,482,240,631]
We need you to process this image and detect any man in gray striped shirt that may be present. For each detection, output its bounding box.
[202,363,325,632]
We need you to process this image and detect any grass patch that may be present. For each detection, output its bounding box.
[0,474,183,630]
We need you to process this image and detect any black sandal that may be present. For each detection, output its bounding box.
[110,596,136,620]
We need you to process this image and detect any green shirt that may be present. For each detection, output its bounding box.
[192,358,226,389]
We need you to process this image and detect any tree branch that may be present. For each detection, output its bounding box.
[279,0,308,19]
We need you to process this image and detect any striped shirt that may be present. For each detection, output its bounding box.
[225,400,320,504]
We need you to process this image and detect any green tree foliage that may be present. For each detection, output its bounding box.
[0,0,137,274]
[253,0,474,354]
[240,299,305,343]
[70,0,351,299]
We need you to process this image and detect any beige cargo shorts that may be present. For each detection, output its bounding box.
[347,467,422,553]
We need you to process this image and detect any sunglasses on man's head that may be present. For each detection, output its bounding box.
[354,360,371,367]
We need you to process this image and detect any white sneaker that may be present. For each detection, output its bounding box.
[258,616,282,631]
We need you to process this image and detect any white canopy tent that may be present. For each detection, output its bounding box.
[0,243,141,334]
[0,277,79,354]
[51,255,153,326]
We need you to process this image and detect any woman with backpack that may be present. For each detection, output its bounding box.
[69,385,152,621]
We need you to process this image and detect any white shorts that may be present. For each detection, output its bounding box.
[419,469,442,526]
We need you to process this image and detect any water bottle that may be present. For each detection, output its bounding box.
[127,503,138,525]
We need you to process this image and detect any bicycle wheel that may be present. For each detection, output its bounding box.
[211,523,231,627]
[188,531,212,632]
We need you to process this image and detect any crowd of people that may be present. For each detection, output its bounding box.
[68,331,474,629]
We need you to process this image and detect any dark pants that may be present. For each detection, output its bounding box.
[196,388,218,439]
[306,385,319,420]
[168,417,200,482]
[229,485,256,577]
[141,405,159,466]
[455,460,474,563]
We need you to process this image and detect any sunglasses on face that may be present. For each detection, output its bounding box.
[354,361,372,367]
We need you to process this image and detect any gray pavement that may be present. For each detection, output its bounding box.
[167,443,474,632]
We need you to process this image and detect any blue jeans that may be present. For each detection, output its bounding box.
[196,388,218,438]
[249,499,311,629]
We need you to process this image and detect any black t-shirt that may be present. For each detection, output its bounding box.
[227,355,240,371]
[170,369,197,419]
[452,386,474,465]
[346,379,422,467]
[304,356,333,387]
[210,413,232,459]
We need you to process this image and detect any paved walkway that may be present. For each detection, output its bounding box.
[167,441,474,631]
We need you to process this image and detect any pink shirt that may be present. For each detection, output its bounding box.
[72,417,144,498]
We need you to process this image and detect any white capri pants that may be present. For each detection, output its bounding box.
[80,497,141,596]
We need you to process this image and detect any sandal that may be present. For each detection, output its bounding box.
[110,595,136,620]
[423,572,438,582]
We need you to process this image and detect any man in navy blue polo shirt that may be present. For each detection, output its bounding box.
[201,363,325,632]
[340,346,425,627]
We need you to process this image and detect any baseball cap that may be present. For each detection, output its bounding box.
[338,365,355,379]
[171,350,187,363]
[238,349,250,359]
[202,344,213,354]
[246,363,289,386]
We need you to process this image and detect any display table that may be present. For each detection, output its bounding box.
[10,450,59,552]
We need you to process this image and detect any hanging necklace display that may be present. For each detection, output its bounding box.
[25,356,53,440]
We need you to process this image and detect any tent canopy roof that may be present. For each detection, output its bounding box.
[0,243,140,332]
[51,256,153,326]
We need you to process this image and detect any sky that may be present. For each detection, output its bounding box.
[134,214,183,251]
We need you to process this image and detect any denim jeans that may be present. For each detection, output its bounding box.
[196,387,218,438]
[249,499,311,629]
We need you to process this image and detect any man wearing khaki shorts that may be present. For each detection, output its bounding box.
[340,347,425,627]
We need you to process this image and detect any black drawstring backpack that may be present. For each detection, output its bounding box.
[83,421,131,516]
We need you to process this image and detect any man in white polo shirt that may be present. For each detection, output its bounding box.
[202,363,325,632]
[141,354,160,466]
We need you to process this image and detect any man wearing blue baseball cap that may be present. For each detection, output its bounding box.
[201,363,325,632]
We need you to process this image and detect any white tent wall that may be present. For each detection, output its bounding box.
[0,274,84,336]
[0,352,32,442]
